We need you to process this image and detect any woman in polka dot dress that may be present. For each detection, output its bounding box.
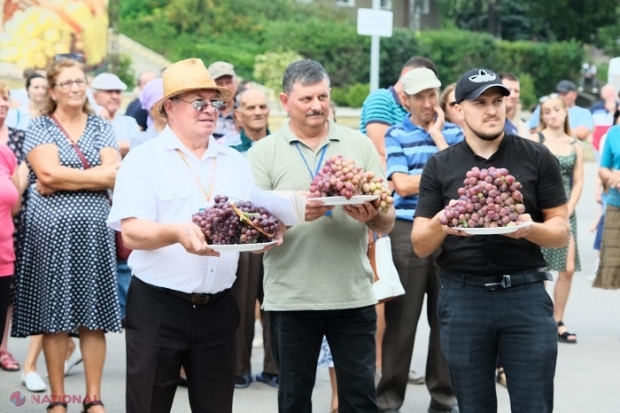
[11,58,121,413]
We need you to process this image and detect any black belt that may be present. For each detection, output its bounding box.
[135,276,228,306]
[442,269,551,291]
[163,288,227,305]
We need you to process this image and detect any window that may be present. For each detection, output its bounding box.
[420,0,430,15]
[335,0,355,7]
[381,0,392,9]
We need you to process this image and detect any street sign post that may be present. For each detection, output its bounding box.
[357,2,393,92]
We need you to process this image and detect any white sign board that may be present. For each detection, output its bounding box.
[357,8,393,38]
[609,57,620,93]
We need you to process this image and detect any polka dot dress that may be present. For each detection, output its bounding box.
[11,115,122,337]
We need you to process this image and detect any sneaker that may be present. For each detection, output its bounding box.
[408,370,425,385]
[235,374,253,389]
[255,371,279,388]
[21,372,47,392]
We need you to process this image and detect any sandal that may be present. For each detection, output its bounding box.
[82,400,105,413]
[496,367,507,387]
[0,350,20,371]
[557,321,577,344]
[47,402,68,412]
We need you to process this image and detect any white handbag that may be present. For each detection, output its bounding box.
[369,235,405,302]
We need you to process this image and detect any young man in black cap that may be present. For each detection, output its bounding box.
[412,68,570,413]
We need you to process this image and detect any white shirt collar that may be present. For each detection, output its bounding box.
[159,125,229,159]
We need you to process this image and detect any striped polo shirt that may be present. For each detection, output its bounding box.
[359,86,409,134]
[386,117,464,221]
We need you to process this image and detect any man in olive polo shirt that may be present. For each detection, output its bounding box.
[247,59,395,413]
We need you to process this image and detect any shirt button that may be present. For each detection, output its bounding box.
[210,269,214,273]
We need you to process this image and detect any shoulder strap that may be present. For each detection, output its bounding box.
[537,132,545,143]
[49,115,91,169]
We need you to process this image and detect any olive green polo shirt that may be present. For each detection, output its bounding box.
[247,119,383,311]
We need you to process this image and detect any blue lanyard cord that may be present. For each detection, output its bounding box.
[295,142,331,217]
[295,142,328,178]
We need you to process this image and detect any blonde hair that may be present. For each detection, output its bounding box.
[539,97,572,136]
[439,83,457,122]
[0,81,9,98]
[42,58,93,116]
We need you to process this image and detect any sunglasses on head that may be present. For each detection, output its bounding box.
[53,53,85,64]
[539,93,560,103]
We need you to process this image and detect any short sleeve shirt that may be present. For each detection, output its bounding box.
[529,104,594,132]
[415,134,567,276]
[110,115,141,143]
[600,125,620,208]
[386,117,463,221]
[108,126,254,293]
[359,87,408,135]
[247,119,382,311]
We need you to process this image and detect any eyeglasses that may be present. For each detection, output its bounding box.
[175,98,226,112]
[539,93,560,103]
[54,79,88,90]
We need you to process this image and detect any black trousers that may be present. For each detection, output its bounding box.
[125,277,239,413]
[377,219,456,411]
[438,276,557,413]
[231,252,277,377]
[270,306,378,413]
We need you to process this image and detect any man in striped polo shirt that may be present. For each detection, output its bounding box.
[359,56,438,167]
[377,68,463,413]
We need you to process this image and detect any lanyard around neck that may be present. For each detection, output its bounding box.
[175,148,217,203]
[294,142,328,179]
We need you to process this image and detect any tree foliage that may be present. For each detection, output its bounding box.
[440,0,619,44]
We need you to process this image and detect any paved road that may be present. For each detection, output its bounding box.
[1,162,619,412]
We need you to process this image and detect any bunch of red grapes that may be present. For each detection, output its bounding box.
[192,195,279,244]
[440,166,526,229]
[308,155,394,213]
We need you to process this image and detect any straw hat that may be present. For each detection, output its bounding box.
[155,58,231,115]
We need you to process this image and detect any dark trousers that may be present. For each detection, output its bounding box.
[377,219,456,411]
[231,252,277,377]
[270,306,378,413]
[438,276,557,413]
[125,277,239,413]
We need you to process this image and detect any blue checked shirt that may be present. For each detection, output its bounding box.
[386,117,464,221]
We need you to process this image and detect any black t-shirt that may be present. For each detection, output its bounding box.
[125,98,148,130]
[414,134,567,276]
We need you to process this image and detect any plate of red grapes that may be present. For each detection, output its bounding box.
[192,195,280,252]
[308,155,394,213]
[441,166,530,235]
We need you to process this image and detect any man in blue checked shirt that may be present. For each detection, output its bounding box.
[377,68,462,413]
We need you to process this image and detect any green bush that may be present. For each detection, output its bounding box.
[330,86,348,107]
[516,72,537,110]
[344,83,370,108]
[330,84,370,108]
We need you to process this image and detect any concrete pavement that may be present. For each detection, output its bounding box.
[1,161,619,412]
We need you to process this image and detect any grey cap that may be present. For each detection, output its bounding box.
[556,80,577,93]
[207,61,236,80]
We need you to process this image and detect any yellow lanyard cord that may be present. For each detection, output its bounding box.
[175,148,217,203]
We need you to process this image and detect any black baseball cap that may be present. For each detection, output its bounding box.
[454,68,510,103]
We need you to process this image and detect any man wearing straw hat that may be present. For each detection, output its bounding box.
[108,58,261,413]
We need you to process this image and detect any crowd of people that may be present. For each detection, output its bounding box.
[0,50,619,413]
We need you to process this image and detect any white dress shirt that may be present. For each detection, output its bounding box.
[107,125,254,293]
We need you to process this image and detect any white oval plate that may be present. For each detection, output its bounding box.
[208,240,277,252]
[309,195,380,206]
[454,221,533,235]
